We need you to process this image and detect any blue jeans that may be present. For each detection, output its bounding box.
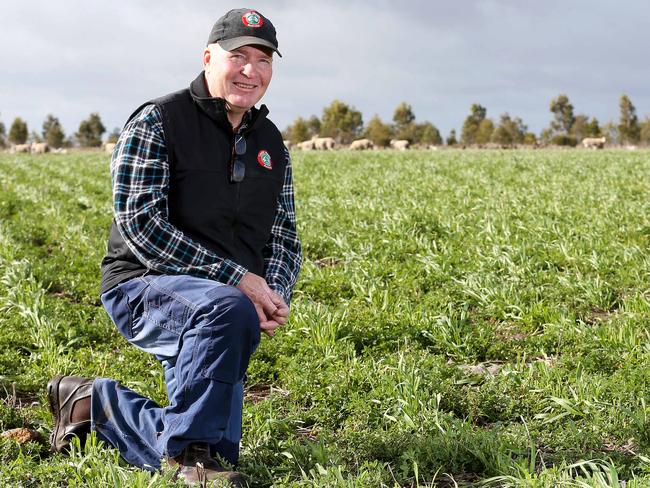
[93,274,260,470]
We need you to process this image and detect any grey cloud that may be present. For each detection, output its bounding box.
[1,0,649,139]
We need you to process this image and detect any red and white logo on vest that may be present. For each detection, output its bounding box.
[242,11,263,28]
[257,150,272,169]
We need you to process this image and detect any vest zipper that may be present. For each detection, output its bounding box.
[233,127,243,245]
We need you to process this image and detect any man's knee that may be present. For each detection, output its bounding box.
[202,286,259,339]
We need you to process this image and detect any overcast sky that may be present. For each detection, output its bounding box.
[1,0,649,140]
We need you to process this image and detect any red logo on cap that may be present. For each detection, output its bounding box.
[242,11,263,28]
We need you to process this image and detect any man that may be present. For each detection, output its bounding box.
[46,8,301,486]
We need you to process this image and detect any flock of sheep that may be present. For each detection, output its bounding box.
[7,142,58,154]
[5,137,610,155]
[6,142,115,154]
[288,135,610,151]
[288,136,412,151]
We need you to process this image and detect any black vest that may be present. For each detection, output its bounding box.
[100,72,287,294]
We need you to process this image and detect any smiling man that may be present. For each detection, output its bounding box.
[46,8,301,486]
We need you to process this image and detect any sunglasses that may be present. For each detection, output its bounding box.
[230,134,247,183]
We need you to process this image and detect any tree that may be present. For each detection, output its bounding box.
[306,115,321,138]
[475,118,495,145]
[549,94,575,135]
[446,129,457,146]
[29,130,43,144]
[550,134,577,147]
[76,112,106,147]
[523,132,537,145]
[42,114,66,148]
[601,120,618,145]
[106,127,121,144]
[392,102,417,141]
[584,117,602,138]
[569,115,601,141]
[640,118,650,146]
[415,122,443,145]
[285,117,310,144]
[0,117,6,148]
[364,115,393,147]
[8,117,28,145]
[539,128,553,145]
[570,115,587,141]
[392,102,415,129]
[460,103,487,145]
[320,100,363,144]
[491,113,527,146]
[618,94,640,144]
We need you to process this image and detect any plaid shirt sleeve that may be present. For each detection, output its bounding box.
[262,147,302,304]
[111,104,247,285]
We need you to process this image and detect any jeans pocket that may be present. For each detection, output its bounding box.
[102,279,147,340]
[101,287,133,339]
[142,282,190,335]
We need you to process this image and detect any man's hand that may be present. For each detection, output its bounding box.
[236,272,289,336]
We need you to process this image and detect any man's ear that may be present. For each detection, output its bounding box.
[203,47,212,68]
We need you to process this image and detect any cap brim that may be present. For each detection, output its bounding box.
[218,37,282,57]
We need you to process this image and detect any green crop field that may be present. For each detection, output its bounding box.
[1,149,650,487]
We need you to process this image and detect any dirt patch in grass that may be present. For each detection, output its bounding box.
[0,383,40,409]
[313,257,342,268]
[583,305,620,325]
[244,384,290,404]
[602,437,637,456]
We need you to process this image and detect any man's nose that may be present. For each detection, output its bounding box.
[241,62,256,77]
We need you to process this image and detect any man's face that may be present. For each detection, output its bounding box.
[203,43,273,112]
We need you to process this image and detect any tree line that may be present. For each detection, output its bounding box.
[2,93,649,150]
[0,112,120,149]
[284,94,650,147]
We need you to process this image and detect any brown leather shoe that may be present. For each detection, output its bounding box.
[168,443,248,487]
[47,375,93,452]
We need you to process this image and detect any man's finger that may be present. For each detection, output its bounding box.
[259,294,280,318]
[253,303,268,324]
[260,319,281,330]
[269,292,289,316]
[269,314,288,325]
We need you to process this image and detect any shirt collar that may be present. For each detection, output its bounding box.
[189,72,268,134]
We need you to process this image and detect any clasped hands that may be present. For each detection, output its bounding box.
[236,272,289,337]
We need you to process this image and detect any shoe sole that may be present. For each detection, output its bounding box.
[47,374,65,452]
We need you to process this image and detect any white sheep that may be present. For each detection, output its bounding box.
[296,139,316,150]
[581,137,606,149]
[390,139,410,151]
[349,139,375,150]
[313,137,336,150]
[31,143,50,154]
[10,144,31,154]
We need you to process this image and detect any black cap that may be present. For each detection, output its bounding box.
[207,8,281,57]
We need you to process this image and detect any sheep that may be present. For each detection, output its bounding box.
[296,139,316,150]
[349,139,375,150]
[31,143,50,154]
[104,142,117,154]
[390,139,410,151]
[582,137,606,149]
[313,137,336,150]
[10,144,31,153]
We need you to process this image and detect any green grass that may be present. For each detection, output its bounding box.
[1,148,650,487]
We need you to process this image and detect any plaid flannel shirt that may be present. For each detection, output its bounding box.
[111,104,301,304]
